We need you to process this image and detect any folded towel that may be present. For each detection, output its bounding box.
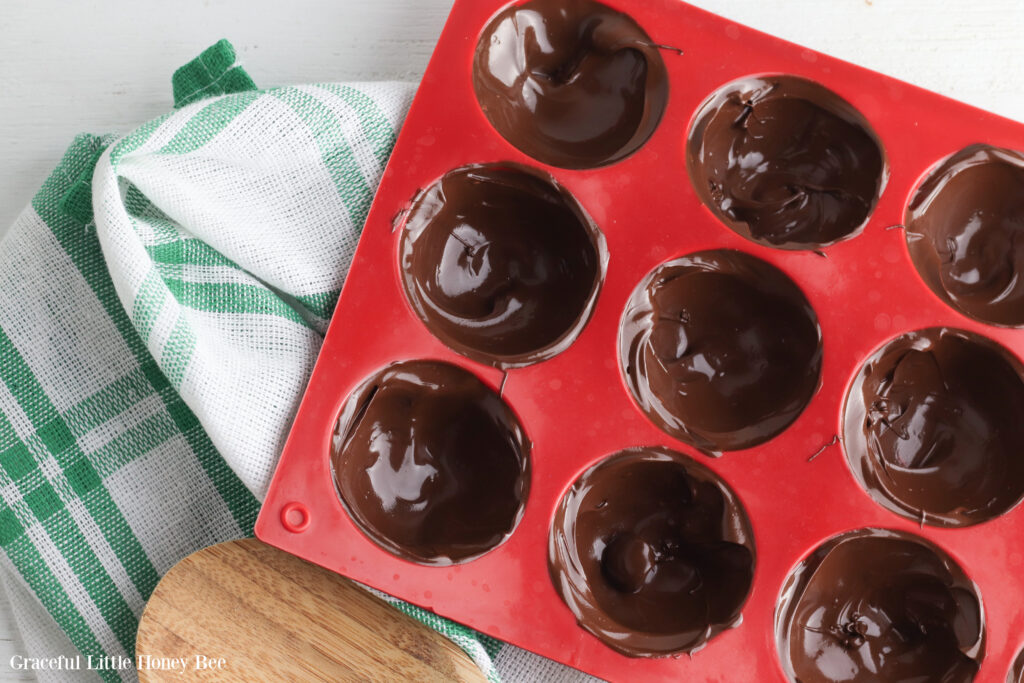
[0,40,593,682]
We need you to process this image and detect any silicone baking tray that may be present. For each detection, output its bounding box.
[255,1,1024,680]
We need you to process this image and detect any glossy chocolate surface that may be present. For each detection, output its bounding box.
[843,328,1024,527]
[331,360,530,565]
[473,0,669,169]
[548,447,755,657]
[687,75,886,249]
[1009,647,1024,683]
[620,249,822,452]
[400,164,604,367]
[776,528,984,683]
[906,144,1024,326]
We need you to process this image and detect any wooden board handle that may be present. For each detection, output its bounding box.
[136,538,487,682]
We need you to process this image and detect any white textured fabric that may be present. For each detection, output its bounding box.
[1,67,596,680]
[92,82,414,500]
[87,81,596,681]
[2,561,96,683]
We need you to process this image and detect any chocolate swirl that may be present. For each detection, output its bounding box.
[473,0,669,169]
[776,528,984,683]
[906,144,1024,326]
[687,75,886,249]
[843,328,1024,527]
[620,250,822,452]
[331,361,530,565]
[400,164,604,367]
[548,447,755,656]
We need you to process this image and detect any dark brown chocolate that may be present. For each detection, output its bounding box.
[472,0,668,169]
[331,360,530,565]
[400,164,604,367]
[775,528,984,683]
[843,328,1024,527]
[1010,646,1024,683]
[619,249,822,452]
[906,144,1024,326]
[548,447,755,657]
[687,75,886,249]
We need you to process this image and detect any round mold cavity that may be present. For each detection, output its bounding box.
[472,0,669,169]
[399,163,606,368]
[547,446,755,657]
[686,74,887,250]
[330,360,530,566]
[619,249,822,453]
[775,528,985,683]
[905,144,1024,327]
[842,327,1024,528]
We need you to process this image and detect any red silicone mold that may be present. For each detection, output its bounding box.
[255,1,1024,680]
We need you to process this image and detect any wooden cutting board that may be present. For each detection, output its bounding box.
[135,538,486,682]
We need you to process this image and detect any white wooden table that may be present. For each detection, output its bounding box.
[0,591,27,682]
[0,0,1022,680]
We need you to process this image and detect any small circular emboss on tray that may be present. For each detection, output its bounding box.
[687,75,887,250]
[331,360,530,565]
[842,328,1024,527]
[548,447,755,657]
[619,249,822,453]
[905,144,1024,327]
[775,528,985,683]
[472,0,669,169]
[400,163,605,368]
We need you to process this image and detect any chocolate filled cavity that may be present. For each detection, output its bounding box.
[775,528,985,683]
[620,249,822,452]
[906,144,1024,326]
[331,360,530,565]
[687,75,886,249]
[473,0,669,169]
[1010,647,1024,683]
[843,328,1024,527]
[548,447,755,657]
[400,164,604,368]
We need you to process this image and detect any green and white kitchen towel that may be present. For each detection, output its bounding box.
[0,40,594,682]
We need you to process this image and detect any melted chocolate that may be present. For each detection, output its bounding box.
[400,164,604,367]
[548,447,755,656]
[1009,646,1024,683]
[687,75,886,249]
[620,249,822,452]
[776,528,984,683]
[473,0,669,169]
[331,360,530,565]
[843,328,1024,527]
[906,144,1024,326]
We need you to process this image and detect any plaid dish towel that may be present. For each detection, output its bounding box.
[0,41,594,682]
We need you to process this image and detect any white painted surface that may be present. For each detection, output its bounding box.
[0,0,1021,679]
[0,588,32,682]
[2,0,1024,233]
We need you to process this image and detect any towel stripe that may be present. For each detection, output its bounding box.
[0,65,513,683]
[1,134,260,673]
[40,138,261,533]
